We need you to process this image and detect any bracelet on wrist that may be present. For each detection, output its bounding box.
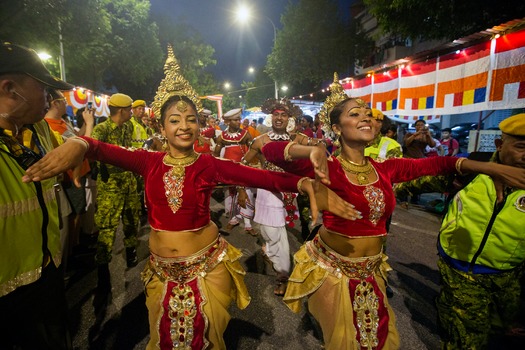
[455,157,466,175]
[297,177,309,195]
[284,142,296,162]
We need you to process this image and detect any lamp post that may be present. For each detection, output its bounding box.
[235,4,279,99]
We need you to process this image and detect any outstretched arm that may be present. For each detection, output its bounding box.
[262,141,331,185]
[459,159,525,202]
[22,137,88,186]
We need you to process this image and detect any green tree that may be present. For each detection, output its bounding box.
[244,69,275,108]
[103,0,162,98]
[153,14,218,101]
[363,0,525,41]
[266,0,372,94]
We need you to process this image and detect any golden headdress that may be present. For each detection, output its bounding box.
[151,44,203,119]
[319,72,349,134]
[261,97,303,119]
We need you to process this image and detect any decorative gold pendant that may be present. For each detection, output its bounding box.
[163,152,199,214]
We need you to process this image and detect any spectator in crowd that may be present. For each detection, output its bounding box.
[0,41,74,349]
[298,115,315,137]
[425,131,444,157]
[440,127,460,156]
[256,116,269,134]
[403,120,435,159]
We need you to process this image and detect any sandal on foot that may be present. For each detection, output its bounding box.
[274,282,287,296]
[226,221,240,230]
[245,228,258,236]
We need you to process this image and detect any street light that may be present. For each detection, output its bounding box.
[235,4,279,99]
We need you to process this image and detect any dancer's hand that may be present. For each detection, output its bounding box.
[237,188,248,209]
[22,139,87,187]
[309,145,331,186]
[300,179,361,224]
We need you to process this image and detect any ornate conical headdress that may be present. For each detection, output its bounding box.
[319,72,349,134]
[151,44,203,119]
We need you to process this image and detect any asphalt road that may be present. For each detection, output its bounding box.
[65,193,522,349]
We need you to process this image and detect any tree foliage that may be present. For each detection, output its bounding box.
[266,0,373,94]
[0,0,218,102]
[364,0,525,41]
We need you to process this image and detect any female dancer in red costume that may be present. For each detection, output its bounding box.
[260,82,525,349]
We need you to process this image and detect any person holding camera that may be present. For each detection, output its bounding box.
[0,42,74,349]
[403,119,436,159]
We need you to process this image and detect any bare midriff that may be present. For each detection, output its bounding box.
[319,225,384,258]
[149,221,219,257]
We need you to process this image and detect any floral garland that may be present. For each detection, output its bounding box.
[283,192,298,228]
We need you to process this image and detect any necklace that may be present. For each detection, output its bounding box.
[163,152,199,176]
[224,127,242,139]
[268,130,290,141]
[337,155,373,185]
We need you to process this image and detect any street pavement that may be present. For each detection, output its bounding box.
[65,193,521,349]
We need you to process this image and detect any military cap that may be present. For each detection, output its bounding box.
[499,113,525,137]
[201,109,212,116]
[132,99,146,108]
[109,93,133,107]
[371,108,385,121]
[0,42,73,90]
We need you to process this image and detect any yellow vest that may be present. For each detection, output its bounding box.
[130,117,149,149]
[0,121,61,297]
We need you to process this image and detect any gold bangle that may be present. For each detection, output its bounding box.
[297,176,309,195]
[455,157,466,175]
[67,136,89,150]
[284,141,296,162]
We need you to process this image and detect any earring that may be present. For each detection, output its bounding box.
[333,132,341,148]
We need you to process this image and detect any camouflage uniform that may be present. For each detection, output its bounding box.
[92,118,140,265]
[437,258,522,349]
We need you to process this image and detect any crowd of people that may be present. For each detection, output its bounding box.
[2,41,525,350]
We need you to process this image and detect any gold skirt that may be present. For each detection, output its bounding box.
[284,234,399,350]
[141,236,250,349]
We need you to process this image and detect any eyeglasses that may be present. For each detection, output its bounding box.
[52,98,67,103]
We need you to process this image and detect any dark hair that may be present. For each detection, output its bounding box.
[302,115,313,124]
[258,117,264,123]
[414,120,426,126]
[380,116,393,135]
[46,88,62,100]
[442,127,451,133]
[159,95,198,126]
[76,107,86,129]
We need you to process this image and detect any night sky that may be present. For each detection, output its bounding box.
[151,0,354,88]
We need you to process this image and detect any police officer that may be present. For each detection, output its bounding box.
[436,113,525,348]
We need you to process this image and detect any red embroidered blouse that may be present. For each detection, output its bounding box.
[263,141,458,238]
[82,137,302,231]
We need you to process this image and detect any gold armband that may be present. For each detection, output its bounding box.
[284,142,296,162]
[297,177,309,195]
[455,157,466,175]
